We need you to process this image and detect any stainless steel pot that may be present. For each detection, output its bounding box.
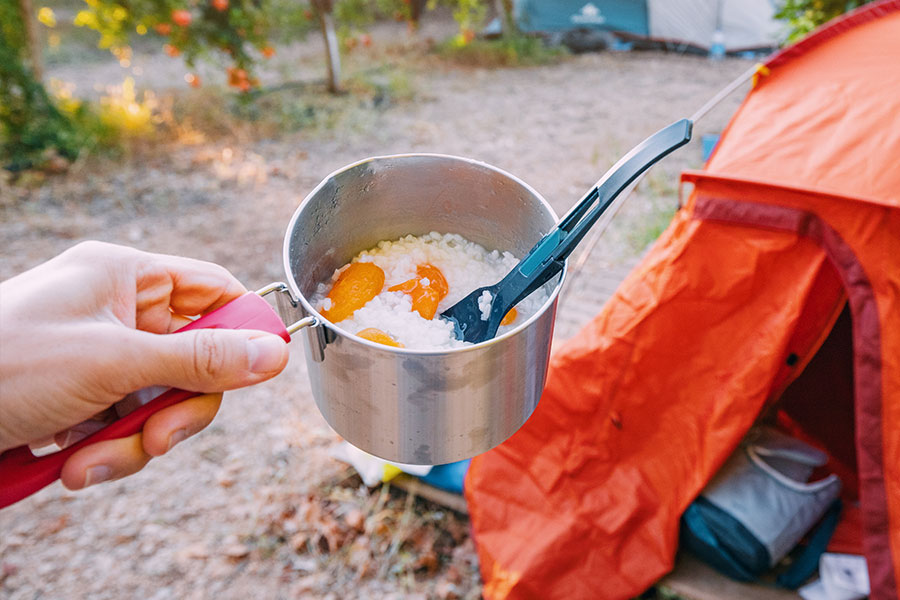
[277,154,565,465]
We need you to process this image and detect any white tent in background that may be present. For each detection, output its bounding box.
[515,0,784,52]
[648,0,783,51]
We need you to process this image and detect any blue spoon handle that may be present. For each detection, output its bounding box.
[519,119,693,279]
[443,119,693,343]
[509,119,692,301]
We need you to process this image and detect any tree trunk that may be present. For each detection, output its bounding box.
[409,0,426,31]
[18,0,43,82]
[312,0,341,93]
[501,0,517,36]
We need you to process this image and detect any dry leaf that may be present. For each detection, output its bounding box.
[289,532,309,553]
[444,564,463,584]
[343,508,365,532]
[179,543,210,560]
[223,544,250,559]
[36,514,69,536]
[435,581,461,600]
[413,549,438,573]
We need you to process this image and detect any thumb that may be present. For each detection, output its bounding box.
[125,328,289,393]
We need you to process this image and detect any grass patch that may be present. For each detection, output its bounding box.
[625,171,680,252]
[435,34,569,68]
[5,59,417,178]
[626,202,677,252]
[160,66,417,143]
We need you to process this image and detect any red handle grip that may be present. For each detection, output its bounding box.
[0,292,289,509]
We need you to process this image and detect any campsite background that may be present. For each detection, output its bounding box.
[0,1,869,598]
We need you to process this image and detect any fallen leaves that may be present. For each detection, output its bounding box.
[235,470,480,596]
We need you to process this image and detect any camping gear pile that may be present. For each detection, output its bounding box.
[464,2,900,598]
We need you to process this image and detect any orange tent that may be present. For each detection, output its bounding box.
[464,2,900,598]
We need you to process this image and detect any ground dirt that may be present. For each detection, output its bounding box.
[0,15,753,600]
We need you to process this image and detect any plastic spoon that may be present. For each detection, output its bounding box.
[441,118,693,344]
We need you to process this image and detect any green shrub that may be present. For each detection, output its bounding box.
[0,3,127,172]
[436,33,568,68]
[775,0,877,42]
[2,10,70,170]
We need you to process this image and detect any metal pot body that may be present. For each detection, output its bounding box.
[283,155,564,465]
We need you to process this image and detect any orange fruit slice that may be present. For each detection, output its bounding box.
[357,328,404,347]
[388,263,449,320]
[500,307,518,326]
[322,262,385,323]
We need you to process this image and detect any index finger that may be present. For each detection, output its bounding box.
[134,252,248,331]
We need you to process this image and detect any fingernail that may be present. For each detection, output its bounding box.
[60,428,90,449]
[59,430,77,449]
[247,335,286,373]
[84,465,112,488]
[167,428,190,452]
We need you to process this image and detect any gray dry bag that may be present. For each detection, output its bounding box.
[680,427,842,588]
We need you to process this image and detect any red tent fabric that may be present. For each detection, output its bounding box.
[464,2,900,598]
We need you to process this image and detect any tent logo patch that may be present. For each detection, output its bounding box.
[571,3,606,25]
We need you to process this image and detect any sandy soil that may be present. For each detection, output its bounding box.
[0,17,753,599]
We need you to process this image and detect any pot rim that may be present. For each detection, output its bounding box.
[282,153,567,356]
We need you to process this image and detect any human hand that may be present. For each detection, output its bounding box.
[0,241,289,489]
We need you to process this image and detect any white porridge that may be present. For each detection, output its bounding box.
[311,232,551,349]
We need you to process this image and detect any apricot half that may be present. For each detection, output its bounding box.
[322,262,385,323]
[388,263,449,320]
[357,328,404,347]
[500,307,518,326]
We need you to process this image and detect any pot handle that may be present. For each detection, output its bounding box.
[0,290,313,509]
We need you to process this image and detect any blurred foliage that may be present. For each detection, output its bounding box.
[436,33,568,68]
[70,0,490,91]
[162,64,415,142]
[1,0,28,58]
[1,0,534,172]
[624,170,678,252]
[444,0,485,37]
[0,3,118,171]
[775,0,876,42]
[72,0,286,91]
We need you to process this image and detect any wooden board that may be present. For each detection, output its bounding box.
[390,474,469,515]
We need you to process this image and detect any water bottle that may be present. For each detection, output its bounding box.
[710,29,726,60]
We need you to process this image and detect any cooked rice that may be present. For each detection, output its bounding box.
[311,232,552,349]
